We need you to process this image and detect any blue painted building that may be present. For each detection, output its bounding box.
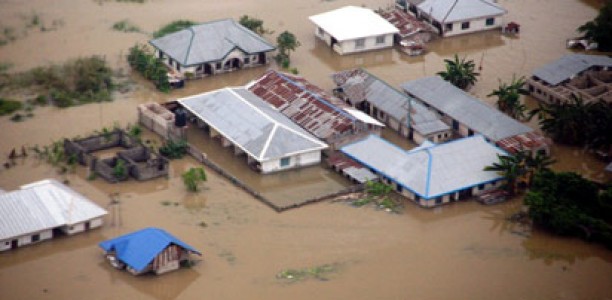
[341,135,506,207]
[99,227,201,275]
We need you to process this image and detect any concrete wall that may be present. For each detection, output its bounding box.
[315,28,394,55]
[156,49,269,78]
[442,16,504,37]
[0,229,53,252]
[260,150,322,174]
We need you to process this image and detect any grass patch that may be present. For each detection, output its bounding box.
[348,181,403,213]
[276,263,340,283]
[158,139,188,159]
[153,20,197,38]
[0,98,23,116]
[112,20,141,33]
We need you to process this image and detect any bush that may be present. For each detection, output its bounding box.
[153,20,197,38]
[0,98,23,116]
[182,167,207,192]
[127,44,170,92]
[159,139,188,159]
[111,20,141,33]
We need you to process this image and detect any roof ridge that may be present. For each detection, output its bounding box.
[424,148,433,197]
[183,27,196,65]
[441,0,459,23]
[477,0,507,12]
[231,18,276,49]
[260,124,278,160]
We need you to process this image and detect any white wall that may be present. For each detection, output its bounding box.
[338,34,395,55]
[443,16,504,37]
[0,230,53,252]
[260,150,322,174]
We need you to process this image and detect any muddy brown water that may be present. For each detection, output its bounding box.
[1,0,612,299]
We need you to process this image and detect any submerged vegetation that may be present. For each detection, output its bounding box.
[111,20,142,33]
[275,31,300,72]
[578,1,612,51]
[182,167,207,192]
[238,15,271,36]
[158,139,188,159]
[350,181,403,213]
[438,54,480,90]
[276,263,341,283]
[153,20,197,38]
[0,98,23,116]
[127,44,170,92]
[488,75,529,120]
[0,11,64,47]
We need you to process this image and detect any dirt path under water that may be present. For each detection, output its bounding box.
[1,0,612,299]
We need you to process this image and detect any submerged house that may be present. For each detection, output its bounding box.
[99,227,201,276]
[177,87,328,173]
[309,6,399,55]
[149,19,275,78]
[398,0,507,37]
[0,179,107,252]
[401,76,550,156]
[247,70,384,150]
[341,135,505,207]
[332,68,452,144]
[527,54,612,104]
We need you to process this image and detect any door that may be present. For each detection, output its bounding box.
[85,221,91,231]
[11,239,18,250]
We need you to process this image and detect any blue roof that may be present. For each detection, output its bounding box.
[99,227,201,273]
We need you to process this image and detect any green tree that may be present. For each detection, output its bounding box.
[484,151,528,195]
[238,15,270,35]
[488,75,529,120]
[182,167,207,192]
[276,31,300,65]
[578,1,612,51]
[437,54,480,90]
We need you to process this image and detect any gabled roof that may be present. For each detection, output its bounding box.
[332,68,450,136]
[149,19,275,66]
[99,228,201,273]
[416,0,506,23]
[341,135,505,199]
[0,179,108,240]
[401,76,532,141]
[178,87,327,161]
[532,54,612,86]
[247,70,383,141]
[309,6,399,41]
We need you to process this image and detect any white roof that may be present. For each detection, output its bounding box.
[309,6,399,41]
[341,135,505,199]
[178,87,328,162]
[344,108,385,127]
[417,0,506,23]
[0,179,108,240]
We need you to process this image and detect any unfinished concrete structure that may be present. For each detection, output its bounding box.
[527,54,612,105]
[64,129,169,183]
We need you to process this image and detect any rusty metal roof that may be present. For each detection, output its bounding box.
[377,8,435,39]
[248,70,380,141]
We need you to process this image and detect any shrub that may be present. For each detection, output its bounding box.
[0,98,23,116]
[127,44,170,92]
[112,20,141,33]
[159,139,188,159]
[182,167,207,192]
[153,20,197,38]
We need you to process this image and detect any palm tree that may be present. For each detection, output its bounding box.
[437,54,480,90]
[484,151,528,195]
[488,75,529,120]
[525,152,556,185]
[530,94,590,145]
[577,1,612,51]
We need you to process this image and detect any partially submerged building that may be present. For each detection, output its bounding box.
[527,54,612,104]
[377,7,436,55]
[149,19,275,78]
[99,227,201,276]
[397,0,507,37]
[0,179,107,251]
[401,76,549,155]
[247,70,384,150]
[341,135,506,207]
[309,6,399,55]
[177,87,328,174]
[332,68,452,144]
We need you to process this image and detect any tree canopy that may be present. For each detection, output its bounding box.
[437,54,480,90]
[153,20,197,38]
[238,15,270,35]
[578,1,612,51]
[488,75,529,120]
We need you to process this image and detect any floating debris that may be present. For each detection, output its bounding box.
[276,263,341,283]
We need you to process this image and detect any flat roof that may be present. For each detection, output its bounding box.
[309,6,399,41]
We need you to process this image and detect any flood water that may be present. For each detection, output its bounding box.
[1,0,612,299]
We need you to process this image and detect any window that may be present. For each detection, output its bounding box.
[396,185,403,193]
[31,234,40,242]
[4,241,9,246]
[216,62,222,69]
[485,18,495,26]
[445,23,453,31]
[435,197,442,204]
[318,27,324,36]
[461,22,470,30]
[355,38,365,49]
[280,157,291,167]
[478,184,485,190]
[244,57,250,64]
[375,35,385,44]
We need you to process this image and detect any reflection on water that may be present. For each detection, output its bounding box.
[310,38,396,70]
[428,30,506,56]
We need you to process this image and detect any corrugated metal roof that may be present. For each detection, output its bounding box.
[248,70,381,142]
[532,54,612,86]
[333,69,450,136]
[0,179,108,240]
[416,0,506,23]
[178,87,327,161]
[401,76,532,141]
[99,227,201,273]
[309,6,399,41]
[341,135,505,199]
[149,19,275,66]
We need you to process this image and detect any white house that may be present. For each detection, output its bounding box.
[177,87,328,174]
[309,6,399,55]
[0,179,107,251]
[341,135,506,207]
[401,0,507,37]
[149,19,275,78]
